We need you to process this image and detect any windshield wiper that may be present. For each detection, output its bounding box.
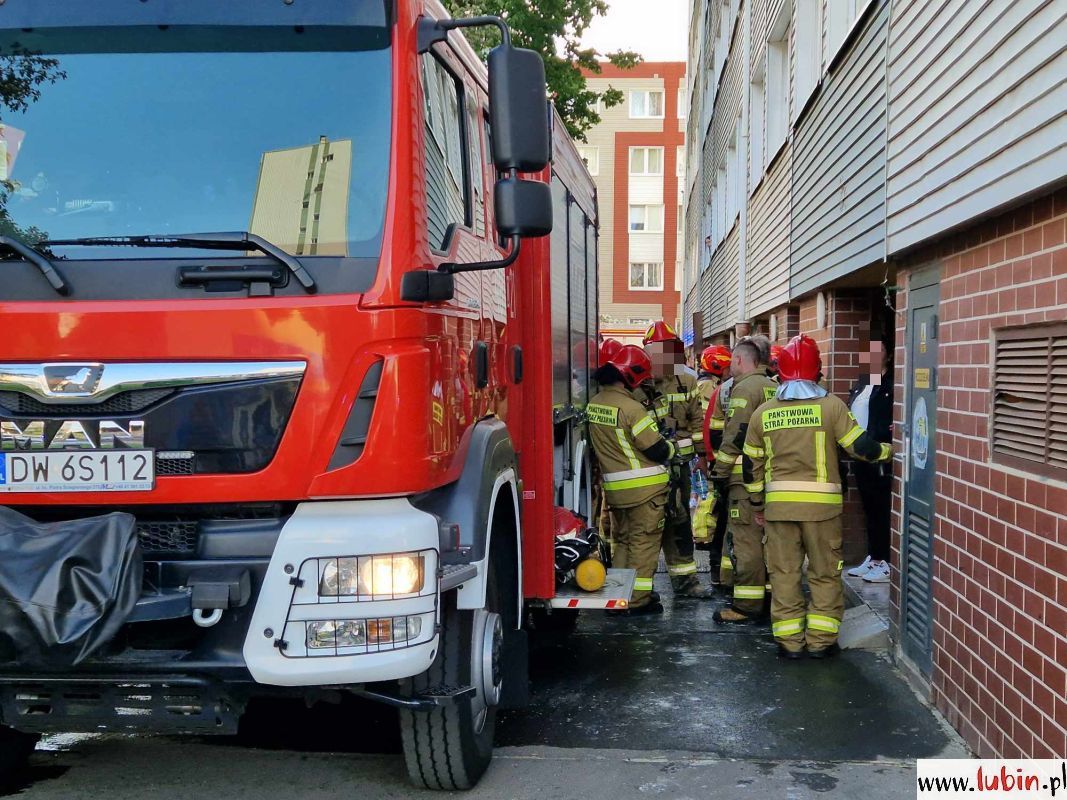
[44,231,317,294]
[0,235,70,295]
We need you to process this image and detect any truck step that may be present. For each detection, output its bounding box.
[549,568,636,610]
[0,676,241,735]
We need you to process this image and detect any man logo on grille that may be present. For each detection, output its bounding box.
[43,364,104,396]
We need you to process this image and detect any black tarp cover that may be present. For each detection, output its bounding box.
[0,506,141,666]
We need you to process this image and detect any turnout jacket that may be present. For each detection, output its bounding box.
[711,371,777,486]
[588,385,674,509]
[633,371,704,458]
[742,394,892,521]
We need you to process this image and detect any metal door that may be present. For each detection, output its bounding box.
[902,267,940,674]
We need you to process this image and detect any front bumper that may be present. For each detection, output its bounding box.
[0,499,446,733]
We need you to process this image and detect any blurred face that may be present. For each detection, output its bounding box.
[646,340,685,379]
[859,341,889,385]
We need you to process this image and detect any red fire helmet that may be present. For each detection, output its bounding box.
[642,320,680,346]
[700,345,732,378]
[607,345,653,389]
[776,335,822,382]
[769,344,785,366]
[598,337,624,367]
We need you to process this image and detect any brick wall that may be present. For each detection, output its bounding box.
[893,188,1067,758]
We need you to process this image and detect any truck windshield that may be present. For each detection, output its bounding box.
[0,37,391,261]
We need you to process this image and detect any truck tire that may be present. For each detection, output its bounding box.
[400,551,504,790]
[0,725,37,783]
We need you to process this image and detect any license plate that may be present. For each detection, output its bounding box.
[0,450,155,493]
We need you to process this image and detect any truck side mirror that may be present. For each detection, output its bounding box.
[495,176,551,238]
[487,44,551,173]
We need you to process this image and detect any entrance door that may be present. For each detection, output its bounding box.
[902,267,940,674]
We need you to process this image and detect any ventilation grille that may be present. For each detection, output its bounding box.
[326,359,383,471]
[993,326,1067,475]
[902,511,932,668]
[0,388,174,417]
[136,521,199,555]
[155,455,195,476]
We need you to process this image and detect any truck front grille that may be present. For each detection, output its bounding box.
[136,521,200,556]
[0,388,175,416]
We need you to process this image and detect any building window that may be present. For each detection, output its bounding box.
[628,204,664,233]
[676,145,686,177]
[629,146,663,175]
[992,325,1067,478]
[749,62,766,183]
[629,262,663,290]
[765,5,790,164]
[825,0,871,63]
[421,52,469,250]
[629,89,665,118]
[628,317,651,326]
[793,0,821,119]
[677,85,687,119]
[577,145,599,175]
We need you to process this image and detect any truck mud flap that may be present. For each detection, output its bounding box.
[0,675,242,735]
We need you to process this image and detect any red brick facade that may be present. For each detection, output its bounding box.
[892,188,1067,758]
[584,62,686,326]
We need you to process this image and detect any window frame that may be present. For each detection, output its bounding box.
[577,145,599,176]
[628,261,664,291]
[629,89,666,119]
[991,323,1067,481]
[628,204,664,233]
[629,146,664,176]
[420,47,475,256]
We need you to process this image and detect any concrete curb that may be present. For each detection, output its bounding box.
[839,579,890,651]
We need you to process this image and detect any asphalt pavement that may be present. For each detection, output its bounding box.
[6,563,967,799]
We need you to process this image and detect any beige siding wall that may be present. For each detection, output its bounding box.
[886,0,1067,254]
[746,143,791,316]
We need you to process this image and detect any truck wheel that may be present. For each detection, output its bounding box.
[0,725,37,783]
[400,557,504,790]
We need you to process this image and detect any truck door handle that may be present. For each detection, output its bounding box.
[474,342,489,389]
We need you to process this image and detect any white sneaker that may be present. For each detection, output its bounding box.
[863,561,890,583]
[847,556,873,577]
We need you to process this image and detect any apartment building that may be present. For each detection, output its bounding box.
[581,62,686,344]
[684,0,1067,759]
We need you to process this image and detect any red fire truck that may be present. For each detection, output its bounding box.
[0,0,629,790]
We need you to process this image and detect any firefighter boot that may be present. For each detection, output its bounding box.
[673,576,717,599]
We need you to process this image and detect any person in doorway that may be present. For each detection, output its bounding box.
[710,338,778,623]
[587,345,674,615]
[742,335,893,658]
[639,321,716,599]
[846,340,894,584]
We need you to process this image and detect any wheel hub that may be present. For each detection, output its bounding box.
[470,609,503,732]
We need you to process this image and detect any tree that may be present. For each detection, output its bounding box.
[441,0,641,141]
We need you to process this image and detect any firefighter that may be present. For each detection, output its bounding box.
[743,334,893,658]
[593,338,625,554]
[587,344,674,615]
[640,321,716,599]
[696,345,731,417]
[768,344,784,379]
[710,338,777,624]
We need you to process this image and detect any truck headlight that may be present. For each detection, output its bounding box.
[317,553,426,598]
[359,554,423,596]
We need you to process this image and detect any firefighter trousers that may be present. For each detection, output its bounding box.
[727,484,766,615]
[712,492,733,587]
[764,516,845,652]
[610,494,667,608]
[662,464,699,589]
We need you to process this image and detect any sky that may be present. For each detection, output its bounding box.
[581,0,688,62]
